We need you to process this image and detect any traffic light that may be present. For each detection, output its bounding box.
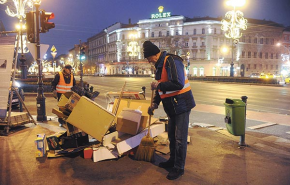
[80,46,86,60]
[25,11,35,43]
[40,10,55,33]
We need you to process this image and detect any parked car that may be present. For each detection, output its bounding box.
[249,73,260,78]
[8,81,25,109]
[259,73,274,79]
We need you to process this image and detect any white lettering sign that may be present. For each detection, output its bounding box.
[151,12,171,19]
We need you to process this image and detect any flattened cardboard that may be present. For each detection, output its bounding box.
[66,96,115,141]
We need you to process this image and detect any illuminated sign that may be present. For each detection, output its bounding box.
[151,6,171,19]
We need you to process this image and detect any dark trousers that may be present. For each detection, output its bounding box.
[167,110,191,169]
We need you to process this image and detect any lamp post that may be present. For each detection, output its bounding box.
[33,0,47,121]
[221,0,247,77]
[127,33,139,77]
[15,20,28,79]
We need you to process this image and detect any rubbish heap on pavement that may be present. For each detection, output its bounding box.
[37,89,166,162]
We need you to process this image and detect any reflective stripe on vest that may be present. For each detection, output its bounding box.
[158,56,191,99]
[56,72,73,93]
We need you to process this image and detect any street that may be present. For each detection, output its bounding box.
[80,76,290,115]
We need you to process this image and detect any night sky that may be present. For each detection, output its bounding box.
[1,0,290,58]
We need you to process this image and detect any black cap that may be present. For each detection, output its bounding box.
[143,41,160,58]
[64,64,72,69]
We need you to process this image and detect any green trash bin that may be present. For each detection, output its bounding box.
[224,98,246,136]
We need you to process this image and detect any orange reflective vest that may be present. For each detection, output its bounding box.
[158,56,191,99]
[56,72,73,93]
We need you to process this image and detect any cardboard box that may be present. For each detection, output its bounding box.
[57,92,73,107]
[65,92,81,111]
[66,96,115,141]
[46,131,66,150]
[35,134,46,157]
[116,108,142,135]
[138,115,148,132]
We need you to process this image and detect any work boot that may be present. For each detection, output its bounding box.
[166,167,184,180]
[159,160,174,168]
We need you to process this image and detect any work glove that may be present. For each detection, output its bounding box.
[52,90,57,99]
[148,103,158,115]
[151,80,160,90]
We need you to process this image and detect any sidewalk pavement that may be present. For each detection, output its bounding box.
[0,96,290,185]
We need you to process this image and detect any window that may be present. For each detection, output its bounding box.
[242,36,246,42]
[260,38,263,44]
[265,53,268,59]
[266,38,269,44]
[201,42,205,46]
[254,38,257,43]
[176,31,179,35]
[185,32,188,35]
[270,38,274,45]
[202,28,205,34]
[242,51,245,58]
[193,42,196,47]
[248,36,251,43]
[166,31,170,36]
[214,28,217,34]
[193,29,196,35]
[259,52,263,58]
[199,67,204,76]
[185,42,189,47]
[270,53,273,59]
[276,53,279,59]
[159,31,162,37]
[193,67,197,76]
[254,64,257,69]
[254,52,257,58]
[151,32,154,37]
[248,52,251,58]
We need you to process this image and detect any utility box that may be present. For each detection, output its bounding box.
[224,98,246,136]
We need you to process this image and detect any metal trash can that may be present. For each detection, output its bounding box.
[224,98,246,136]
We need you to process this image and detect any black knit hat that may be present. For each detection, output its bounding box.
[64,64,72,69]
[143,41,160,58]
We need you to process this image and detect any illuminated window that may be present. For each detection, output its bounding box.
[193,67,197,76]
[199,67,204,76]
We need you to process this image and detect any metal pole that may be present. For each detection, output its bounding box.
[240,96,248,146]
[79,39,83,87]
[35,4,47,121]
[230,39,234,77]
[19,18,27,79]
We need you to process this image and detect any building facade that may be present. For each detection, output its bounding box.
[86,8,287,77]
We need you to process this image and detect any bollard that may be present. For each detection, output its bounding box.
[240,96,248,146]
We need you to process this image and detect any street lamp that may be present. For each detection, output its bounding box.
[127,33,139,77]
[221,0,247,77]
